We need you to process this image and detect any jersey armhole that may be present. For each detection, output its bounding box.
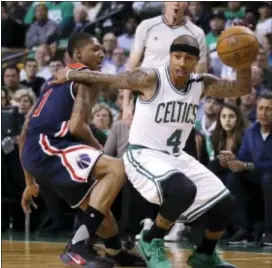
[138,68,161,104]
[70,81,76,100]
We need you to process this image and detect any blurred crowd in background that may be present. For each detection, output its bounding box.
[1,1,272,246]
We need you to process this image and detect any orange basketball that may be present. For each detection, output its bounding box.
[217,26,259,69]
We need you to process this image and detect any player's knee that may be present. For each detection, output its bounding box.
[108,159,126,184]
[205,194,236,232]
[162,173,197,205]
[159,173,197,222]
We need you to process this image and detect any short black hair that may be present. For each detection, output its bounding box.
[67,32,93,58]
[171,35,200,50]
[24,58,37,65]
[3,65,20,76]
[259,90,272,100]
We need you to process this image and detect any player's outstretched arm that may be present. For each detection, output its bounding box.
[52,67,157,93]
[202,67,252,98]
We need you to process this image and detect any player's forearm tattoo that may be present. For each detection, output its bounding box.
[69,68,157,91]
[203,68,252,98]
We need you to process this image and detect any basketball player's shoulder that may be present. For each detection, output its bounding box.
[184,20,205,37]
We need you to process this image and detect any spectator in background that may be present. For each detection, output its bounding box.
[256,2,272,38]
[188,1,210,34]
[20,45,52,81]
[240,87,257,124]
[251,65,267,94]
[102,47,127,74]
[102,32,118,67]
[225,2,245,28]
[20,59,45,97]
[210,103,246,186]
[25,4,60,49]
[11,89,36,129]
[1,88,10,108]
[62,5,89,38]
[206,11,226,76]
[48,58,64,76]
[24,1,74,27]
[2,66,27,99]
[12,89,36,115]
[5,2,30,24]
[228,90,272,246]
[118,16,138,53]
[195,97,222,160]
[1,4,25,48]
[81,1,104,22]
[92,103,113,136]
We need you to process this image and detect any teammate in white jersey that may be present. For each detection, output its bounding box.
[52,31,254,268]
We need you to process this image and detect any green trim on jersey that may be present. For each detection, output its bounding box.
[138,68,161,104]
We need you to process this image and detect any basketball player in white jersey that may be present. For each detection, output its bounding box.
[52,33,254,268]
[122,1,207,120]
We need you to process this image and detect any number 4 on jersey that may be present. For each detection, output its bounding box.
[167,129,182,154]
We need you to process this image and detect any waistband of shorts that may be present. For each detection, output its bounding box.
[128,144,173,155]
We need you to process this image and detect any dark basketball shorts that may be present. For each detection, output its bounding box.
[23,134,103,208]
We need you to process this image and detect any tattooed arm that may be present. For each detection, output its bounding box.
[66,67,158,94]
[69,83,101,150]
[203,67,252,98]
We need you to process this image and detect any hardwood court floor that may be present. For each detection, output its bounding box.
[2,240,272,268]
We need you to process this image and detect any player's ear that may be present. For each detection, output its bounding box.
[75,48,82,60]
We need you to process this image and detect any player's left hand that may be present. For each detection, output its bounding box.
[50,67,71,85]
[21,183,39,214]
[227,160,246,173]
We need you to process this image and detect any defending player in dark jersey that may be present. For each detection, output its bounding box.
[19,33,145,268]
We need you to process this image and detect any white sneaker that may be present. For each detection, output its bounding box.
[135,218,153,240]
[164,222,185,242]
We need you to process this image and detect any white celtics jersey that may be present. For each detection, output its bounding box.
[129,66,204,155]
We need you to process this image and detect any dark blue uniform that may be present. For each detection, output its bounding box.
[22,66,102,207]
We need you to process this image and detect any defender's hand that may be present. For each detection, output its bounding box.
[21,183,39,214]
[50,67,71,85]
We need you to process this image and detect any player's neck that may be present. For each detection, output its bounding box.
[163,13,185,27]
[169,71,189,90]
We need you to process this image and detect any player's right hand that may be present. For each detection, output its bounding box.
[50,67,71,85]
[21,183,39,214]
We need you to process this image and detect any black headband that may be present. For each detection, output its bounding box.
[170,44,200,57]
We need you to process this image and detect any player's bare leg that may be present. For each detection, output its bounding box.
[61,156,145,267]
[61,156,125,268]
[137,173,197,268]
[187,195,237,268]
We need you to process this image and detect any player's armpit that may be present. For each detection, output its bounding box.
[69,83,101,150]
[203,68,252,98]
[68,67,157,93]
